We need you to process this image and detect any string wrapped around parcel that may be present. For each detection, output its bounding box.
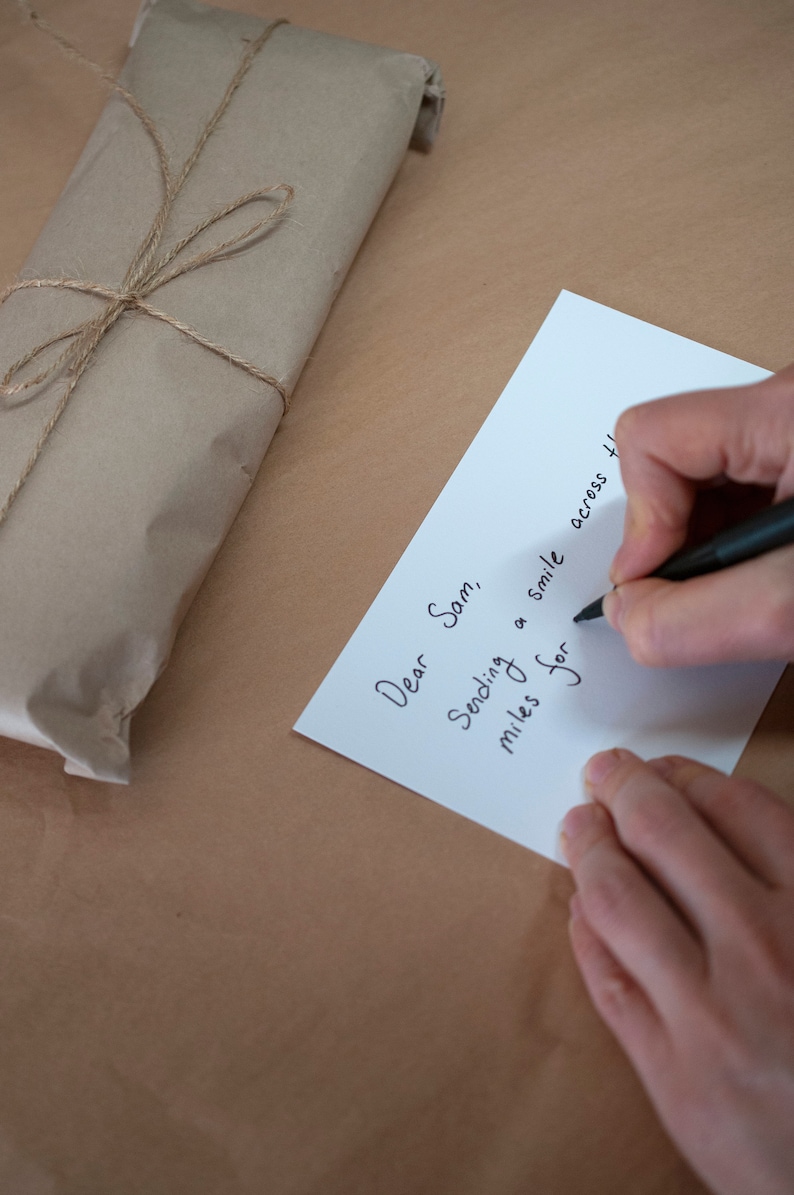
[0,0,444,780]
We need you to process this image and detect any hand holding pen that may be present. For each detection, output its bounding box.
[574,493,794,630]
[582,362,794,666]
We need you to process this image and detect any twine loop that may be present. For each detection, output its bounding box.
[0,4,293,527]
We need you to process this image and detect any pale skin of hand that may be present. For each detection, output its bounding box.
[563,367,794,1190]
[603,362,794,666]
[562,750,794,1195]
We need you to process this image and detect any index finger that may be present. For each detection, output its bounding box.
[584,748,762,948]
[647,755,794,888]
[611,367,794,585]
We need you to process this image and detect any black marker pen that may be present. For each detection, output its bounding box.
[573,495,794,623]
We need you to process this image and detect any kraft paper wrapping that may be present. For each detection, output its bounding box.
[0,0,443,781]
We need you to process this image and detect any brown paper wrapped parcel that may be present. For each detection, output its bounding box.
[0,0,444,781]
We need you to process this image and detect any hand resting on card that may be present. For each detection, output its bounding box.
[562,751,794,1195]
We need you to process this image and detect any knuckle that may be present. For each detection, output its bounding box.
[755,935,794,989]
[700,1008,756,1080]
[715,894,792,983]
[739,908,794,987]
[717,893,761,943]
[715,777,773,822]
[620,797,678,854]
[728,389,794,485]
[661,757,707,789]
[593,971,636,1024]
[585,868,632,933]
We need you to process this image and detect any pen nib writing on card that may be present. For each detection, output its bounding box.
[573,595,605,623]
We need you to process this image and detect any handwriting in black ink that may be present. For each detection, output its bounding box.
[499,696,540,754]
[515,550,565,627]
[428,580,481,629]
[570,472,608,530]
[528,551,565,602]
[534,641,581,686]
[375,654,427,707]
[448,656,528,731]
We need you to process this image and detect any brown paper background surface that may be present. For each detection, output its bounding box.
[1,1,792,1192]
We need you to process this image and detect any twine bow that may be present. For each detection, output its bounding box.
[0,4,294,527]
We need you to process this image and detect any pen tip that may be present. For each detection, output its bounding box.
[573,596,605,623]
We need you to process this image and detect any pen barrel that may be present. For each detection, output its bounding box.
[654,496,794,583]
[655,543,720,581]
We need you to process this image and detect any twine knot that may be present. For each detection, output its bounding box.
[0,6,293,527]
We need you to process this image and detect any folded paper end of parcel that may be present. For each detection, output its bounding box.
[411,60,445,149]
[0,0,444,783]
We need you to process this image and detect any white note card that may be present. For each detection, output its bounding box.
[295,291,784,862]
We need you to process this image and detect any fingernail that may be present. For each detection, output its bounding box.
[561,802,598,850]
[610,504,640,585]
[602,588,624,631]
[584,749,621,792]
[611,494,654,584]
[609,551,626,587]
[647,755,675,780]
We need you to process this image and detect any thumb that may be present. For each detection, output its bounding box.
[602,545,794,667]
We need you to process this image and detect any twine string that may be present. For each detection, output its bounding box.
[0,4,293,527]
